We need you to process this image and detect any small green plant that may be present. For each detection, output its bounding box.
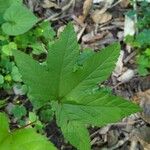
[28,111,44,133]
[0,0,55,90]
[0,1,34,89]
[125,29,150,76]
[11,105,27,119]
[14,23,140,150]
[136,1,150,31]
[14,21,55,55]
[0,112,57,150]
[0,39,22,89]
[125,1,150,76]
[0,2,58,148]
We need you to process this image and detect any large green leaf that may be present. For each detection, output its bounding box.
[0,113,57,150]
[14,23,140,150]
[2,3,38,35]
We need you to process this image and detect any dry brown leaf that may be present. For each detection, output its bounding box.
[136,89,150,124]
[92,9,112,24]
[113,50,124,77]
[120,0,130,8]
[132,95,141,105]
[83,0,93,16]
[78,0,93,22]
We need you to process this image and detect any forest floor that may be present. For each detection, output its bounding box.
[1,0,150,149]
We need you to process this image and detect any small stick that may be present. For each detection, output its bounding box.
[12,120,37,133]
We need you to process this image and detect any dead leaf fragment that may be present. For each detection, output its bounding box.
[82,31,107,43]
[92,10,112,24]
[124,15,136,37]
[118,69,135,83]
[42,0,60,9]
[120,0,130,8]
[79,0,93,22]
[83,0,93,17]
[137,89,150,124]
[113,50,124,77]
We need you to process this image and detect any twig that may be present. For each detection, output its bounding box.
[71,15,86,27]
[77,25,87,41]
[12,120,37,133]
[123,51,137,64]
[108,0,123,9]
[45,0,75,22]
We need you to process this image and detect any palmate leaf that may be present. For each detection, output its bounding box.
[2,3,38,35]
[13,23,140,150]
[0,113,57,150]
